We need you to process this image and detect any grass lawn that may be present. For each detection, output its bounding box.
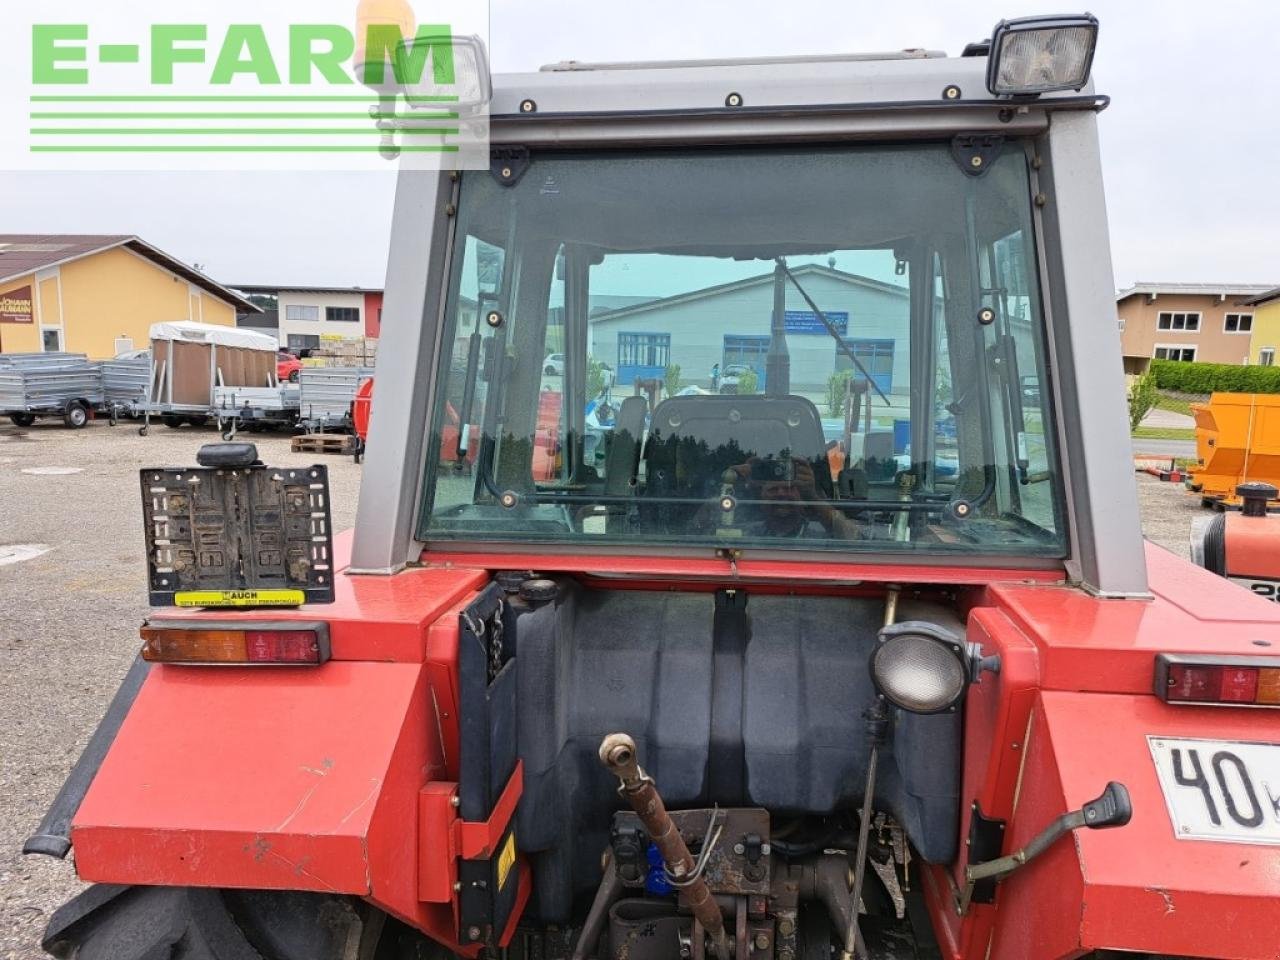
[1153,392,1205,418]
[1132,425,1196,441]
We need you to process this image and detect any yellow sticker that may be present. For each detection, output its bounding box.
[173,589,305,608]
[496,832,516,890]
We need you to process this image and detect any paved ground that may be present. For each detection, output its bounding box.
[0,422,1205,958]
[0,421,364,960]
[1139,407,1196,429]
[1131,436,1197,459]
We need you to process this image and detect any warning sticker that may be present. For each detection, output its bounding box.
[496,832,517,890]
[174,589,306,608]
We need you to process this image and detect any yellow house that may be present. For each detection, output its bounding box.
[0,235,259,359]
[1245,286,1280,366]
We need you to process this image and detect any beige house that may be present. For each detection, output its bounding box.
[1117,283,1276,374]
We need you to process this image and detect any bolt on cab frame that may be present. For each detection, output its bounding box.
[32,16,1280,960]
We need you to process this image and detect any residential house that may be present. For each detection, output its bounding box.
[1116,282,1276,374]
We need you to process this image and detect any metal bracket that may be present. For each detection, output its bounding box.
[963,803,1005,907]
[951,134,1004,177]
[491,146,531,186]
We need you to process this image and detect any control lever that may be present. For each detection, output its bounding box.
[599,733,731,960]
[958,782,1131,914]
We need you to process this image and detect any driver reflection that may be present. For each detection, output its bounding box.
[728,457,859,540]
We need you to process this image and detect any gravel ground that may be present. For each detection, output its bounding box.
[0,420,362,959]
[0,423,1202,958]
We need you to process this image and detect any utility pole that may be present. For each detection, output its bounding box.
[765,260,790,395]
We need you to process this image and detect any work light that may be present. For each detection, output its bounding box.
[871,622,970,714]
[986,14,1099,97]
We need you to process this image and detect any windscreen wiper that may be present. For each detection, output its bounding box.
[774,257,889,405]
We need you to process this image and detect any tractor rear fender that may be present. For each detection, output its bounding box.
[60,559,500,953]
[985,691,1280,960]
[920,549,1280,960]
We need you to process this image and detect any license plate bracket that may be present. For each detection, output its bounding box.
[140,463,335,607]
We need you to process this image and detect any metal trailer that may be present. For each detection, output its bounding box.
[213,383,302,440]
[297,366,376,434]
[99,356,152,419]
[137,321,279,436]
[0,353,106,429]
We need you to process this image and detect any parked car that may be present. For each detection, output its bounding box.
[1020,375,1041,404]
[718,363,754,394]
[543,353,565,376]
[277,350,303,383]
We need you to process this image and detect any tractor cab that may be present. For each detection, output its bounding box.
[30,14,1280,960]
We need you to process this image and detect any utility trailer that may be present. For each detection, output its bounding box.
[297,366,377,434]
[0,353,105,428]
[136,321,280,435]
[27,14,1280,960]
[213,383,303,439]
[100,355,152,419]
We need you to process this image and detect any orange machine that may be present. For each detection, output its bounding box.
[1188,392,1280,508]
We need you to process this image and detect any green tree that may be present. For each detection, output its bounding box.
[587,356,608,400]
[1127,370,1159,432]
[737,368,759,395]
[827,371,853,417]
[664,363,682,397]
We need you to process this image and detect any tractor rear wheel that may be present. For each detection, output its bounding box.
[42,885,453,960]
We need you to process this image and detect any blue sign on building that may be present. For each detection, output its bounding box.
[783,310,849,335]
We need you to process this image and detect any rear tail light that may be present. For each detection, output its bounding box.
[141,621,330,665]
[1156,653,1280,707]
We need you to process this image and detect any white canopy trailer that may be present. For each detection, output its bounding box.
[138,321,280,436]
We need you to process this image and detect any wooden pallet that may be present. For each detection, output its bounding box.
[292,433,356,455]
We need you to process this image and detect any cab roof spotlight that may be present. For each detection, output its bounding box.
[986,14,1099,98]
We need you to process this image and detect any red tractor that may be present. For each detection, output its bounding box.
[26,14,1280,960]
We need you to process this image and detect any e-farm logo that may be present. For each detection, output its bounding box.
[4,1,490,171]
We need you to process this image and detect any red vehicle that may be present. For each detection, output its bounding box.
[26,15,1280,960]
[277,350,304,383]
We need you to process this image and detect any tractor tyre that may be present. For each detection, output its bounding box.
[9,412,36,427]
[64,400,89,429]
[41,885,447,960]
[188,415,210,428]
[162,414,185,429]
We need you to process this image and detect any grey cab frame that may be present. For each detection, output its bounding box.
[350,51,1148,598]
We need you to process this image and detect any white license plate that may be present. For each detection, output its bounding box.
[1149,736,1280,844]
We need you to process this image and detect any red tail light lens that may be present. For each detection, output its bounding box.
[142,621,330,665]
[1156,654,1280,707]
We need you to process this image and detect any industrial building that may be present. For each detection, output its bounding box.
[588,263,910,396]
[232,284,384,353]
[0,234,257,358]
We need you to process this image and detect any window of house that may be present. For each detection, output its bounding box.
[1117,317,1125,331]
[286,304,319,322]
[41,328,62,352]
[1154,345,1197,362]
[1157,311,1200,331]
[1260,348,1275,367]
[617,332,671,373]
[326,306,360,323]
[1224,313,1253,333]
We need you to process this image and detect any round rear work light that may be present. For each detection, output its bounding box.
[871,622,970,714]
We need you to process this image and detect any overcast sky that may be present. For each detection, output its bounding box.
[1,0,1275,290]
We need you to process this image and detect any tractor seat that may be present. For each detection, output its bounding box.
[642,394,834,511]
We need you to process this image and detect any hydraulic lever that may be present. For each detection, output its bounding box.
[957,781,1132,914]
[599,733,731,960]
